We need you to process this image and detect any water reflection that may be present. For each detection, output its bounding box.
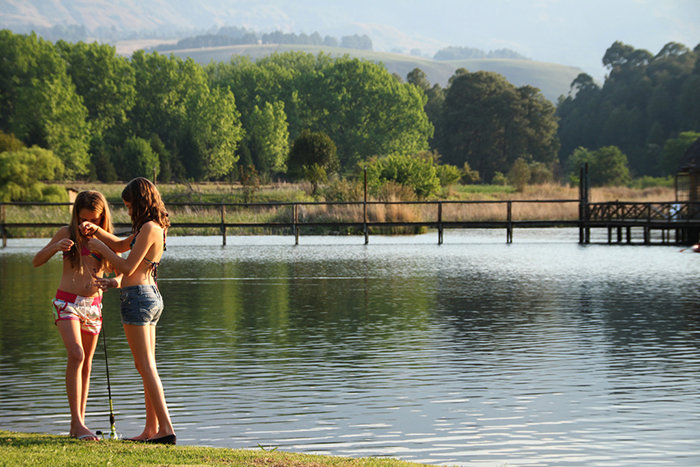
[1,230,699,466]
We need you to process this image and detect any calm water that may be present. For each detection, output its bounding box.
[1,229,699,466]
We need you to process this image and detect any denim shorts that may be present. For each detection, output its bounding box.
[120,285,163,326]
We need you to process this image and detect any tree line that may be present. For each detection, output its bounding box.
[152,26,374,52]
[1,29,699,203]
[557,41,700,179]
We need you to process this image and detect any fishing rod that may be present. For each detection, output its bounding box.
[96,316,120,439]
[93,279,121,440]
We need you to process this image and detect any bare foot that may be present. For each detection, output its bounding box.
[71,426,99,441]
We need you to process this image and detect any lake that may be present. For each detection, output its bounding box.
[1,229,699,466]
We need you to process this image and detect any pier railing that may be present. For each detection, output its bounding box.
[2,199,700,246]
[581,201,700,244]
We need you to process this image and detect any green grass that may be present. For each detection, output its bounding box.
[0,430,424,467]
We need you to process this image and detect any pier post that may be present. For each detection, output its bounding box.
[506,201,513,244]
[221,202,226,246]
[438,202,443,245]
[364,167,368,245]
[579,163,590,244]
[1,204,5,248]
[293,203,299,245]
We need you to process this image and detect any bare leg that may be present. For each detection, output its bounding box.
[79,331,99,420]
[56,320,99,440]
[128,327,158,440]
[123,323,174,439]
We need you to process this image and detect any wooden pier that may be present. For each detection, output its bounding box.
[2,198,699,246]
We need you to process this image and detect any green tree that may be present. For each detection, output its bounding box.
[658,131,700,175]
[0,146,67,201]
[208,53,432,173]
[558,41,700,177]
[313,57,432,169]
[89,135,117,183]
[288,130,338,192]
[149,134,173,183]
[55,40,136,136]
[248,100,289,176]
[130,51,242,180]
[567,146,631,186]
[439,70,558,182]
[185,85,243,179]
[0,31,90,178]
[122,136,159,180]
[593,146,631,186]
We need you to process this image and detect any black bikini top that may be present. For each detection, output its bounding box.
[129,229,167,283]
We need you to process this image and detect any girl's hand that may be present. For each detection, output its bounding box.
[93,276,115,292]
[80,221,98,237]
[56,238,74,252]
[87,238,107,255]
[92,269,115,292]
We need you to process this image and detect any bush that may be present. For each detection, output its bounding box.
[365,151,441,199]
[507,158,531,192]
[0,147,67,201]
[461,162,481,184]
[529,161,553,184]
[436,163,462,186]
[491,171,507,186]
[322,177,363,202]
[630,175,674,189]
[0,131,25,153]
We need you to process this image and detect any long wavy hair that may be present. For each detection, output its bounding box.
[66,191,113,273]
[121,177,170,233]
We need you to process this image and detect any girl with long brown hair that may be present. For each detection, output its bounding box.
[33,190,115,441]
[82,177,175,444]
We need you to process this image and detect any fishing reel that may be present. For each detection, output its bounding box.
[96,429,122,440]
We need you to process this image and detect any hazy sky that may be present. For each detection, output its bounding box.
[260,0,700,81]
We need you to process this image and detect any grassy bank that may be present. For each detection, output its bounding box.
[0,430,425,467]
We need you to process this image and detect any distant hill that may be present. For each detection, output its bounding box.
[160,44,582,102]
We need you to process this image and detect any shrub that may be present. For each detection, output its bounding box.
[492,171,507,186]
[0,147,67,202]
[365,151,441,199]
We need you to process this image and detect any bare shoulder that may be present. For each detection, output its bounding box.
[53,225,71,240]
[140,221,164,240]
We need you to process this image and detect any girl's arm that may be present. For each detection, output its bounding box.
[93,271,123,292]
[33,227,72,267]
[88,222,161,277]
[80,222,134,254]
